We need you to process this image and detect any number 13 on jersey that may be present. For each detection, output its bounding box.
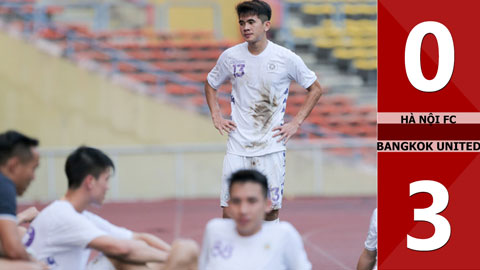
[379,0,480,269]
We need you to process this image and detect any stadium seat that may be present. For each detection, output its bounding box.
[165,83,200,96]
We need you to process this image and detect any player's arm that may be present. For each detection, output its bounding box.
[0,219,31,260]
[88,235,168,264]
[0,258,49,270]
[356,248,377,270]
[132,232,171,252]
[17,207,39,225]
[205,81,237,135]
[273,80,323,143]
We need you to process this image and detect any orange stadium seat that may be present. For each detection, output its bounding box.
[190,96,207,107]
[287,95,305,106]
[182,72,208,82]
[189,49,222,60]
[308,115,326,126]
[38,28,65,40]
[336,124,357,137]
[129,73,158,85]
[217,97,231,108]
[117,62,137,73]
[311,104,337,116]
[220,103,231,117]
[285,104,301,116]
[165,83,200,96]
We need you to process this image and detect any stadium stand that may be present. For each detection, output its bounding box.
[0,0,376,164]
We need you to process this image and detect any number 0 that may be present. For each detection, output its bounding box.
[405,21,454,92]
[408,180,451,251]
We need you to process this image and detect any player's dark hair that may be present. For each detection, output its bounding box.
[228,169,269,198]
[236,0,272,22]
[65,146,114,189]
[0,130,39,166]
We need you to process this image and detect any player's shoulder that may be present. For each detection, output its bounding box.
[269,41,298,58]
[0,174,15,194]
[37,200,78,223]
[278,221,298,232]
[220,42,247,57]
[264,221,298,234]
[0,180,15,203]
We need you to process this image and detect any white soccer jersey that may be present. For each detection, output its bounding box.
[22,200,133,270]
[199,218,312,270]
[207,41,317,157]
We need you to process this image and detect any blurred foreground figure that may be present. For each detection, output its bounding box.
[199,169,311,270]
[0,130,47,270]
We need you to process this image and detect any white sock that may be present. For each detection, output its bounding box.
[264,218,279,225]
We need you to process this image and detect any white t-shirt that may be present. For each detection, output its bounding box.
[199,218,312,270]
[22,200,133,270]
[207,41,317,157]
[364,208,377,270]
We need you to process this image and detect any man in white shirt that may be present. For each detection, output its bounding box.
[199,169,311,270]
[205,0,323,222]
[357,208,377,270]
[24,146,198,270]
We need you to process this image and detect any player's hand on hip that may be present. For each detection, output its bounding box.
[272,121,301,143]
[213,116,237,135]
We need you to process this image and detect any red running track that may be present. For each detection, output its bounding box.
[20,197,376,270]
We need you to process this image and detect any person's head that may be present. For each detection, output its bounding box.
[65,146,114,205]
[227,169,271,236]
[0,130,39,195]
[236,0,271,43]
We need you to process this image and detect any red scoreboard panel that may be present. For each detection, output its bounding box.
[378,0,480,269]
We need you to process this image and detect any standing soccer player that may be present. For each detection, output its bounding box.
[205,0,323,221]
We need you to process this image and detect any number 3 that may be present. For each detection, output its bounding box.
[405,21,455,92]
[408,180,451,251]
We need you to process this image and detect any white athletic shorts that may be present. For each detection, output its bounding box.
[221,151,286,210]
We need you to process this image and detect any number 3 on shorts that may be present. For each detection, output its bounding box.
[270,187,280,202]
[407,180,451,251]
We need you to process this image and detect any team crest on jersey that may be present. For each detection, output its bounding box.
[268,63,276,71]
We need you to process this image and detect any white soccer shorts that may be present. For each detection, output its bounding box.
[221,151,286,210]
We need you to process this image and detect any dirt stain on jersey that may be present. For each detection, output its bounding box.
[245,141,267,149]
[251,90,278,132]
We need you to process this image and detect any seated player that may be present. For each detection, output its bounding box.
[356,208,377,270]
[24,146,198,270]
[199,169,311,270]
[0,130,48,270]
